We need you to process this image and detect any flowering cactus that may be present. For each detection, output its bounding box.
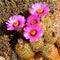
[26,15,40,26]
[6,15,26,30]
[29,3,49,17]
[24,25,43,42]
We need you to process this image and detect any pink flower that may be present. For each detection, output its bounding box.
[26,15,40,26]
[24,25,43,42]
[29,3,49,17]
[6,15,26,30]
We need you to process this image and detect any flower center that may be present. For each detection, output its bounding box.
[37,9,44,13]
[30,20,37,25]
[30,29,37,36]
[13,21,20,27]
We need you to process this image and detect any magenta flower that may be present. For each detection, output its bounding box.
[6,15,26,30]
[26,15,40,26]
[24,25,43,42]
[29,3,49,17]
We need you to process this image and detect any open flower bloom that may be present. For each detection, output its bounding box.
[6,15,26,30]
[24,25,43,42]
[29,3,49,17]
[26,15,40,26]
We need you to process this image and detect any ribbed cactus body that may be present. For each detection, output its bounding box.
[41,43,54,58]
[41,15,52,29]
[41,43,60,60]
[44,28,57,44]
[15,42,35,60]
[30,38,44,52]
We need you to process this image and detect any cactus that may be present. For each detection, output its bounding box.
[41,43,54,58]
[44,28,57,44]
[41,43,60,60]
[15,40,35,60]
[41,15,52,29]
[30,38,44,52]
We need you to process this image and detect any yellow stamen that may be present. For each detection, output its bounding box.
[37,9,44,13]
[20,44,23,49]
[13,21,20,27]
[30,29,37,36]
[30,20,37,25]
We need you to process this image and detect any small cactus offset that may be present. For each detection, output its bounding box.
[15,40,35,60]
[41,15,52,30]
[30,38,44,52]
[44,28,57,44]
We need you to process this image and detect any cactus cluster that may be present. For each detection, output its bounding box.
[15,40,35,60]
[4,0,60,60]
